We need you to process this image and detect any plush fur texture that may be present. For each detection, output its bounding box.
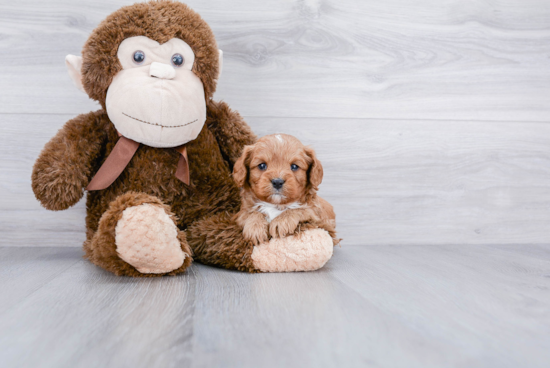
[31,98,256,276]
[233,134,339,246]
[251,228,334,272]
[187,212,259,273]
[32,1,256,277]
[83,192,193,277]
[115,203,186,273]
[32,1,337,276]
[187,210,335,273]
[81,0,219,108]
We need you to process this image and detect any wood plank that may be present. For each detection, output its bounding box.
[189,244,550,368]
[0,247,82,314]
[0,251,196,368]
[0,245,548,367]
[2,113,550,247]
[329,244,550,367]
[0,0,549,120]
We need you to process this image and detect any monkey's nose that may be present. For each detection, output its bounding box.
[149,62,176,80]
[271,178,285,190]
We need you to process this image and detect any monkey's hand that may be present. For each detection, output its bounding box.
[241,212,270,245]
[32,164,86,211]
[32,111,107,211]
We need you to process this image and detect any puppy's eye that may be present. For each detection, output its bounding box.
[258,163,267,171]
[133,50,145,64]
[291,164,299,171]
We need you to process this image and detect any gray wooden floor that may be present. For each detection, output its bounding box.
[1,245,549,368]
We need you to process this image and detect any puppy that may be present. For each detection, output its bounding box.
[233,134,337,245]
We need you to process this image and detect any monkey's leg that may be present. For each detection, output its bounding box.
[187,213,333,273]
[84,192,192,277]
[186,212,258,272]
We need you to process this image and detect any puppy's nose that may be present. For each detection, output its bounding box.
[271,178,285,190]
[150,62,176,80]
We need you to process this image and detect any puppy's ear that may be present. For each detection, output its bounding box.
[305,146,323,190]
[233,145,254,188]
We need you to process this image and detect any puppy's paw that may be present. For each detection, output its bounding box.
[269,216,300,238]
[243,220,269,245]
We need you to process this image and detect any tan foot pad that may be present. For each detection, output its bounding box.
[115,203,186,274]
[251,229,333,272]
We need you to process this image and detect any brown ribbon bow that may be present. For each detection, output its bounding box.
[86,135,190,191]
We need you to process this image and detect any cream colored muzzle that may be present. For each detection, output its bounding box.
[149,62,176,80]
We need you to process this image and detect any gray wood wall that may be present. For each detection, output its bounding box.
[1,0,549,247]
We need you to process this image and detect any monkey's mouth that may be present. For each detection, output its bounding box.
[122,112,198,128]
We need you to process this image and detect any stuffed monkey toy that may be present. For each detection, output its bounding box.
[31,0,334,276]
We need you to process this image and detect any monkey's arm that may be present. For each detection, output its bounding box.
[206,100,257,166]
[32,111,108,211]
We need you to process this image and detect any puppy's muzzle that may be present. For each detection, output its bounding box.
[271,178,285,190]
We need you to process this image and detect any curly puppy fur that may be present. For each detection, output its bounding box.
[31,1,258,276]
[233,134,339,246]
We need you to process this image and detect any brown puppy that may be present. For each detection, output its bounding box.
[233,134,337,245]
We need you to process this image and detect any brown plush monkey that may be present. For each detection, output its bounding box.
[32,0,334,276]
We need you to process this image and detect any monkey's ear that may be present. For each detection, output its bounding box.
[65,55,85,93]
[217,50,223,81]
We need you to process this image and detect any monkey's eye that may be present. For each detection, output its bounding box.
[258,163,267,171]
[171,53,184,67]
[291,164,299,171]
[133,50,145,64]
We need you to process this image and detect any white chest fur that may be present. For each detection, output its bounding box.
[253,201,303,223]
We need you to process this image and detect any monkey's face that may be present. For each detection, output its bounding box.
[105,36,206,148]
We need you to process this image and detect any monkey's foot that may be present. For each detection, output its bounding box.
[85,192,191,277]
[115,203,188,274]
[251,229,333,272]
